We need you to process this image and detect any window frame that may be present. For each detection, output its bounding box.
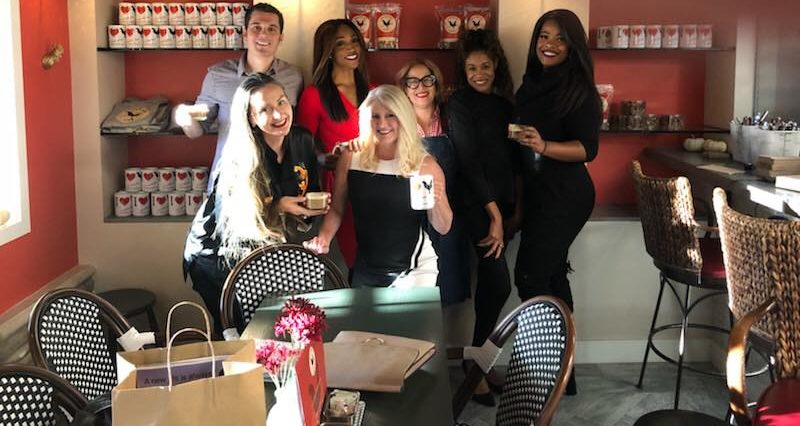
[0,0,31,245]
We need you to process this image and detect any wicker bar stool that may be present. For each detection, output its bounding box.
[631,161,730,409]
[714,188,800,425]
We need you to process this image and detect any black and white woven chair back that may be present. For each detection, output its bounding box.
[0,365,87,426]
[29,290,130,400]
[496,298,573,425]
[228,244,346,327]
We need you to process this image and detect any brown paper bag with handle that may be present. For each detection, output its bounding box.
[112,302,266,426]
[324,331,436,392]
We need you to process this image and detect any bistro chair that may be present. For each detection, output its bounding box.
[0,364,88,425]
[631,161,730,409]
[714,188,800,425]
[28,289,131,400]
[452,295,576,426]
[220,243,348,336]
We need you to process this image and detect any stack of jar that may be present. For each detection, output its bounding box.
[109,2,248,50]
[609,100,684,132]
[596,24,712,49]
[114,166,209,218]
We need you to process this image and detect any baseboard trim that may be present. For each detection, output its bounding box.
[0,265,96,364]
[575,338,716,364]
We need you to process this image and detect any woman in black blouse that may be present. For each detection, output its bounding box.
[447,29,521,406]
[513,10,602,394]
[183,73,326,333]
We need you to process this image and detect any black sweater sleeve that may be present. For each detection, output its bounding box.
[565,95,601,162]
[446,93,494,207]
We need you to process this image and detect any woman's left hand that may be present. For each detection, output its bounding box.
[514,125,547,154]
[478,216,505,259]
[277,196,329,217]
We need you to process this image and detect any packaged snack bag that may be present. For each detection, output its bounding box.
[374,3,401,49]
[463,4,491,30]
[435,5,463,49]
[347,3,374,49]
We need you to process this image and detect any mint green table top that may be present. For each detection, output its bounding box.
[242,287,454,426]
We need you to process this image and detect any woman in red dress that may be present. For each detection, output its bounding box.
[296,19,371,269]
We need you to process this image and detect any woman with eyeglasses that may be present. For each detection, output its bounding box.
[512,10,601,395]
[447,29,522,406]
[296,19,371,273]
[396,59,470,306]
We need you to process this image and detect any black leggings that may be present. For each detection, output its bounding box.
[461,204,512,347]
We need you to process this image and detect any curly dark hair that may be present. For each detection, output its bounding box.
[454,30,513,100]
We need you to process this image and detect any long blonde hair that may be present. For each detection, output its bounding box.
[214,73,285,266]
[357,85,428,176]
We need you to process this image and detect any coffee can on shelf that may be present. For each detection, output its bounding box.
[168,3,186,25]
[596,26,611,49]
[191,26,208,48]
[199,3,216,25]
[610,25,629,48]
[698,24,713,48]
[645,25,662,48]
[645,114,659,132]
[232,3,248,26]
[151,3,169,25]
[141,167,159,192]
[662,24,679,48]
[133,192,151,216]
[158,26,176,48]
[125,26,143,49]
[175,25,192,48]
[186,191,204,215]
[176,167,193,191]
[108,25,126,49]
[629,25,646,48]
[191,166,209,191]
[680,24,697,48]
[114,191,133,217]
[158,167,177,192]
[151,192,169,216]
[168,192,187,216]
[225,26,243,49]
[142,25,160,48]
[124,167,142,192]
[119,3,136,25]
[215,3,232,26]
[208,26,226,48]
[134,3,152,25]
[183,3,200,25]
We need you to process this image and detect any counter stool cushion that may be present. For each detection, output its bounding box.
[634,409,728,426]
[699,237,726,280]
[754,378,800,426]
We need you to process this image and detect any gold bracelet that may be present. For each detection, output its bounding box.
[541,140,548,154]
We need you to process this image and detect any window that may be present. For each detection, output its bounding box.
[0,0,30,245]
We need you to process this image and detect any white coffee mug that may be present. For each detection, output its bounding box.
[151,3,169,25]
[215,3,232,25]
[186,191,204,215]
[208,26,226,48]
[151,192,169,216]
[158,167,177,192]
[168,192,187,216]
[124,167,142,192]
[108,25,127,49]
[410,174,435,210]
[125,25,143,49]
[114,191,133,217]
[133,192,151,216]
[191,167,209,191]
[142,25,160,48]
[141,167,159,192]
[175,167,193,191]
[134,3,152,25]
[183,3,200,25]
[119,3,136,25]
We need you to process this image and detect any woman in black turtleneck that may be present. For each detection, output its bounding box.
[512,9,601,394]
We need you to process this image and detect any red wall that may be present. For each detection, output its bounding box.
[587,0,740,208]
[0,0,78,313]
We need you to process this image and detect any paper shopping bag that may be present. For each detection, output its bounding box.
[112,302,266,425]
[324,331,435,392]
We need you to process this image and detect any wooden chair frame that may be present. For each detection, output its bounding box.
[0,364,88,422]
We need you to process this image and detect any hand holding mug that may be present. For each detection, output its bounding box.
[511,124,547,154]
[277,195,328,218]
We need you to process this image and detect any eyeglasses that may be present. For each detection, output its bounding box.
[403,75,437,89]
